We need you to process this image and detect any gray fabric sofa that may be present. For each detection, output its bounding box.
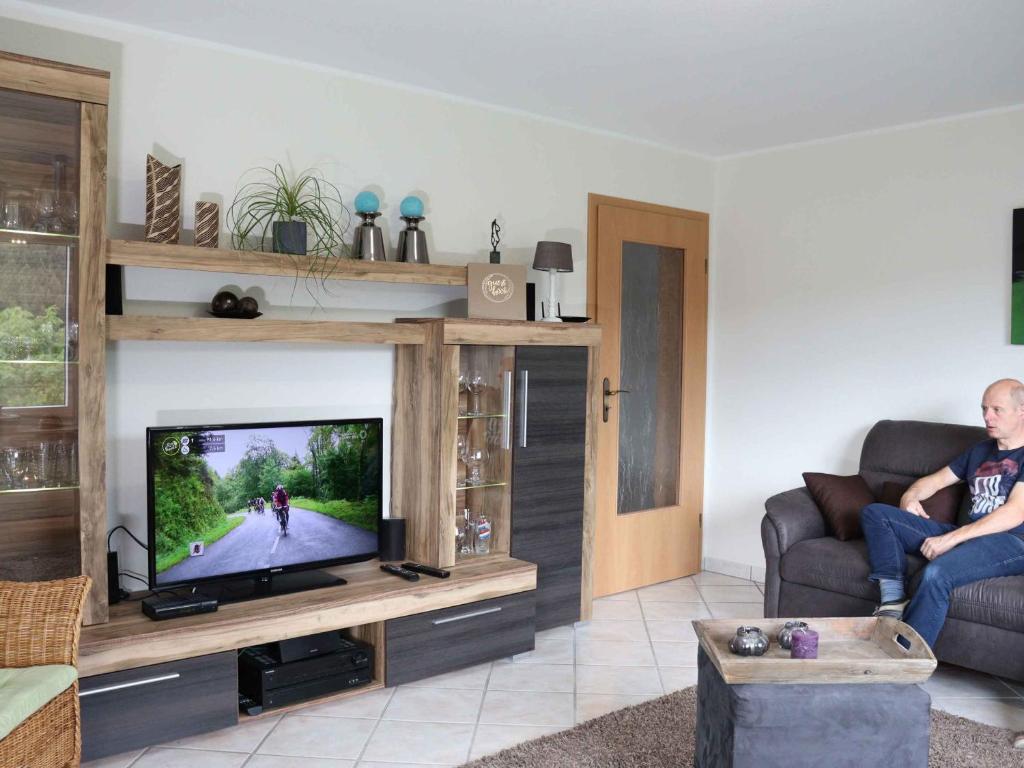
[762,419,1024,681]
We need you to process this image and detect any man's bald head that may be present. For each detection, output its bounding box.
[982,379,1024,447]
[984,379,1024,407]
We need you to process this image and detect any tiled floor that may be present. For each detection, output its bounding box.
[85,570,1024,767]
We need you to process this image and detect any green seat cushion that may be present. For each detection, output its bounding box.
[0,665,77,742]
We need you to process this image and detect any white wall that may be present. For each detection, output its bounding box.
[0,7,715,579]
[706,107,1024,570]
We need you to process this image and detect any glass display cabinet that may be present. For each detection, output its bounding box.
[0,52,109,623]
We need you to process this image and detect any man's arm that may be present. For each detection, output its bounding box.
[922,483,1024,560]
[900,467,960,518]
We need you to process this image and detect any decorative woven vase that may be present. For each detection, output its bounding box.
[145,154,181,243]
[194,201,219,248]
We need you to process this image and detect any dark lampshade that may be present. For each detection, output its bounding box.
[532,241,573,272]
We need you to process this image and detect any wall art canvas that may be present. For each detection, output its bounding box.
[467,263,526,320]
[1013,209,1024,344]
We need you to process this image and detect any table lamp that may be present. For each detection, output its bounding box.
[532,241,573,321]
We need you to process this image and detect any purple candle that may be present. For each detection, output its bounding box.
[790,628,819,659]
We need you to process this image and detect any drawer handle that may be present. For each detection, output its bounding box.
[431,606,502,625]
[79,673,181,697]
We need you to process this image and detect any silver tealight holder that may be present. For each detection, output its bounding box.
[396,195,429,264]
[352,190,387,261]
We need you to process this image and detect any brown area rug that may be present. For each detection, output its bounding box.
[462,687,1024,768]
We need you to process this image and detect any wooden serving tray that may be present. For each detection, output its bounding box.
[692,617,937,685]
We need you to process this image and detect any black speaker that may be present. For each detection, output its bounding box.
[526,282,536,321]
[107,551,123,605]
[379,518,406,562]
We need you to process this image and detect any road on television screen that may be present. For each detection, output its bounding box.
[158,505,378,584]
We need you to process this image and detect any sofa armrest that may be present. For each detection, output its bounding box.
[763,487,826,558]
[0,576,91,668]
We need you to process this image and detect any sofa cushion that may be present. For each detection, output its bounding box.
[878,481,964,526]
[802,473,874,541]
[0,664,77,742]
[859,420,985,489]
[781,538,927,602]
[908,571,1024,634]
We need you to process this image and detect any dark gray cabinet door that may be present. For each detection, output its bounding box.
[511,345,588,630]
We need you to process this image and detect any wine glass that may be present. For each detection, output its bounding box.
[466,448,485,485]
[467,371,486,415]
[457,371,468,415]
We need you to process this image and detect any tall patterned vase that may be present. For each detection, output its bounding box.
[194,201,219,248]
[145,154,181,243]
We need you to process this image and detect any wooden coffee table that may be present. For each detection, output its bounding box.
[692,617,937,768]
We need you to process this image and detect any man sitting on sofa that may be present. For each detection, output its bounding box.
[860,378,1024,649]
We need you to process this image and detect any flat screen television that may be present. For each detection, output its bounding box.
[146,418,382,600]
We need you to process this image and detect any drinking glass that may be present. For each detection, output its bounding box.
[467,371,486,415]
[466,448,485,485]
[36,189,57,232]
[2,199,21,229]
[457,372,468,415]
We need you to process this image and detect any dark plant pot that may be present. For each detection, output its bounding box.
[272,220,307,255]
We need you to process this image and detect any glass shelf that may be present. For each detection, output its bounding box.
[457,413,506,420]
[0,485,80,495]
[455,481,508,491]
[0,229,79,244]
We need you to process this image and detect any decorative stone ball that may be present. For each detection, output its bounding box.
[239,296,259,316]
[211,290,239,314]
[354,191,380,214]
[400,195,424,219]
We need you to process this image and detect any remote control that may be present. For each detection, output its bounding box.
[402,562,450,579]
[380,564,420,581]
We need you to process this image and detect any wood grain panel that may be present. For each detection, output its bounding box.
[107,239,468,286]
[441,318,602,346]
[0,51,109,105]
[107,315,427,345]
[80,556,536,677]
[347,621,386,685]
[78,102,108,625]
[580,344,599,620]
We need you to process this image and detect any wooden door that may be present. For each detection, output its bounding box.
[588,195,708,596]
[510,345,588,630]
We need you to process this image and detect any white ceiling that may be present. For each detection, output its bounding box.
[20,0,1024,156]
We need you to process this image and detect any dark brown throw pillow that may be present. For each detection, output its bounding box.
[878,481,964,526]
[802,472,875,541]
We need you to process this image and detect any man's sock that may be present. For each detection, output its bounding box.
[878,578,905,605]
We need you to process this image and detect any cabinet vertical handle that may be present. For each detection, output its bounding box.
[502,370,512,450]
[519,370,529,447]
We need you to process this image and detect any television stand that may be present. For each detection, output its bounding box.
[206,569,347,604]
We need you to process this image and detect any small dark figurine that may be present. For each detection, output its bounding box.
[210,290,239,314]
[489,219,501,264]
[238,296,259,316]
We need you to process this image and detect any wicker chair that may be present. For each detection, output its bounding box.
[0,576,92,768]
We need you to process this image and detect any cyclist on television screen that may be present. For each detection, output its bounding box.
[272,484,290,535]
[257,496,266,515]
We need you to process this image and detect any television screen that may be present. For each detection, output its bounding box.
[147,418,382,588]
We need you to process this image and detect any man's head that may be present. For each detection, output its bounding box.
[981,379,1024,446]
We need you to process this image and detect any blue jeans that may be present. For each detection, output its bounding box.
[861,503,1024,647]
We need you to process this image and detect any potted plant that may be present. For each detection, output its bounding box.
[227,164,349,259]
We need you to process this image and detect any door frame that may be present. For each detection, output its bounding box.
[586,193,709,592]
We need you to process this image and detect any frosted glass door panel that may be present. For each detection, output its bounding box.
[617,242,682,515]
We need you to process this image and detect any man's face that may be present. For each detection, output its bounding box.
[981,388,1024,440]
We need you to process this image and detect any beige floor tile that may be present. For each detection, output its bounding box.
[706,602,764,619]
[383,686,484,723]
[573,620,646,643]
[82,750,145,768]
[402,662,492,689]
[575,693,661,723]
[479,690,575,727]
[575,638,656,667]
[645,620,699,642]
[659,666,699,692]
[596,589,640,602]
[590,599,645,621]
[697,585,764,603]
[256,716,375,760]
[469,724,563,760]
[690,572,754,586]
[637,582,704,604]
[932,697,1024,730]
[922,665,1020,699]
[641,601,711,621]
[487,662,575,692]
[160,716,281,752]
[997,676,1024,697]
[652,641,699,667]
[131,748,248,767]
[299,687,394,719]
[358,763,454,768]
[246,757,355,767]
[575,665,663,695]
[535,625,575,641]
[505,638,574,665]
[359,720,475,764]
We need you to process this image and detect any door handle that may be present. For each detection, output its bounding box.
[519,370,529,447]
[603,377,630,422]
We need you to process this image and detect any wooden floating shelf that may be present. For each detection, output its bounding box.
[399,317,603,346]
[107,239,468,286]
[106,315,427,345]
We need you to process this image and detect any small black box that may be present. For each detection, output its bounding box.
[142,593,218,621]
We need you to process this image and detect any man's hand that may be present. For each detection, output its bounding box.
[901,497,930,518]
[921,533,958,560]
